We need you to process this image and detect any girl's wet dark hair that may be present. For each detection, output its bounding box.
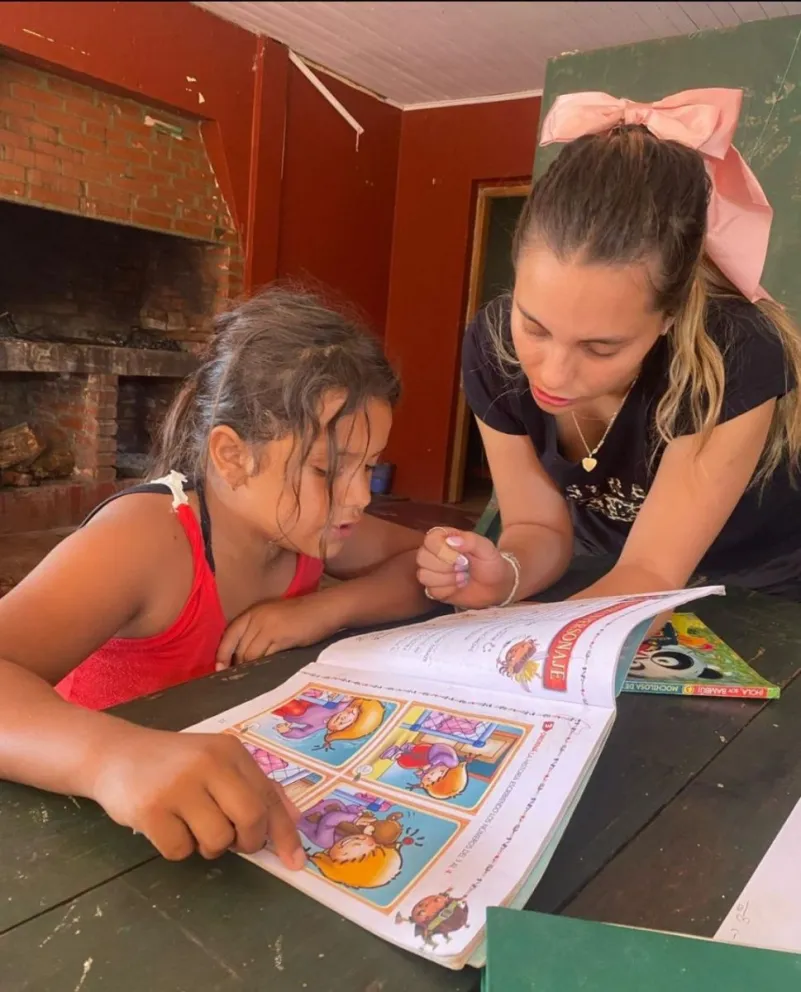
[150,286,400,491]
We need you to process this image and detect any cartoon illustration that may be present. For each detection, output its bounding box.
[238,686,396,768]
[298,785,462,909]
[386,741,467,799]
[356,707,525,810]
[497,637,545,692]
[630,620,723,681]
[237,739,323,805]
[395,889,470,947]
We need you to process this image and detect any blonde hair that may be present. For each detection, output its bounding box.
[423,762,469,800]
[311,843,402,889]
[324,698,385,745]
[499,124,801,488]
[655,258,801,487]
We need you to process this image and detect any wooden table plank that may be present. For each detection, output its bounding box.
[530,590,801,912]
[0,857,477,992]
[0,784,153,934]
[562,661,801,934]
[2,587,799,990]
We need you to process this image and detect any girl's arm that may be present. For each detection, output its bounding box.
[321,514,428,625]
[0,500,302,866]
[572,400,777,599]
[216,515,428,665]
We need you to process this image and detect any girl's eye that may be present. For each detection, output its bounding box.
[311,466,329,478]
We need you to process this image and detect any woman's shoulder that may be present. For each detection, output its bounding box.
[706,294,795,419]
[706,294,785,355]
[462,295,514,375]
[461,295,531,436]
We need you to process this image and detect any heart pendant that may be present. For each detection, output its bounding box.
[581,456,597,472]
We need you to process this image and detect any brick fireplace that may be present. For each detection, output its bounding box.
[0,58,242,534]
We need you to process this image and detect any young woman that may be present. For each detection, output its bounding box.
[0,287,428,866]
[417,88,801,609]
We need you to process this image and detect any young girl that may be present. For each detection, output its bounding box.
[418,87,801,609]
[0,287,428,868]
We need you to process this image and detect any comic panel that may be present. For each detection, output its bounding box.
[225,732,329,806]
[352,705,527,811]
[235,684,398,769]
[297,784,464,912]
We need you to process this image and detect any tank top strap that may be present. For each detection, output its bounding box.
[147,471,214,573]
[82,470,215,573]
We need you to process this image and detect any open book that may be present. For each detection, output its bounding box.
[185,586,722,969]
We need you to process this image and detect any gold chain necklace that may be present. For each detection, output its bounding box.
[571,378,637,473]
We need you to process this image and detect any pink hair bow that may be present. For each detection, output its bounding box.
[539,88,772,303]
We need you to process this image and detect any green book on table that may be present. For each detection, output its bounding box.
[622,612,779,699]
[483,909,801,990]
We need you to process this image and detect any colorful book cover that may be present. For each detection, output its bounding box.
[622,613,780,699]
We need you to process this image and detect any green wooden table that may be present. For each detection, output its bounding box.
[2,588,801,991]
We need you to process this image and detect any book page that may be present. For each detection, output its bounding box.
[319,587,723,709]
[185,666,613,968]
[715,797,801,954]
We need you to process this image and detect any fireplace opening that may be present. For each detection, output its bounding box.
[0,198,219,350]
[116,377,179,480]
[0,199,228,502]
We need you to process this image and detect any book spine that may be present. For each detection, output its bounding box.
[621,679,685,695]
[680,685,778,699]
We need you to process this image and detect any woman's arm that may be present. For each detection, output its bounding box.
[416,418,574,609]
[573,400,777,599]
[479,419,575,597]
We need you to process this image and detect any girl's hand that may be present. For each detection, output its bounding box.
[91,727,305,866]
[216,597,335,669]
[416,527,516,610]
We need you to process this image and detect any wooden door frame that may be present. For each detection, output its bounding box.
[446,181,531,504]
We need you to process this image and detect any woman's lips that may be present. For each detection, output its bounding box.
[531,384,574,408]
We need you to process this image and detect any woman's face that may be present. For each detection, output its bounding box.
[511,247,666,413]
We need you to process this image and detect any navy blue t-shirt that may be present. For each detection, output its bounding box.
[462,294,801,597]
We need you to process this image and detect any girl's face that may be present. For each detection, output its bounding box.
[327,704,359,733]
[222,394,392,559]
[511,247,666,413]
[329,833,376,862]
[420,765,448,789]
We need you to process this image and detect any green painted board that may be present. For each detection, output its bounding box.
[483,909,801,991]
[536,16,801,317]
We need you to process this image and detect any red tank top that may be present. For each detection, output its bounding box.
[56,474,323,711]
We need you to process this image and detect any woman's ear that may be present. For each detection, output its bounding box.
[208,425,253,488]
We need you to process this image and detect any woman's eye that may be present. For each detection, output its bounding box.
[311,466,328,478]
[583,344,620,359]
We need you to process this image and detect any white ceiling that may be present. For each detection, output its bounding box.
[193,1,801,107]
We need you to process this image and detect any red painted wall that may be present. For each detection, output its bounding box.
[277,67,401,335]
[0,1,267,256]
[384,97,541,501]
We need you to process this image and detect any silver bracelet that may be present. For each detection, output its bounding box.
[497,551,521,607]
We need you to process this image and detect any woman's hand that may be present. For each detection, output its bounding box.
[90,726,305,866]
[216,597,337,669]
[415,527,516,610]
